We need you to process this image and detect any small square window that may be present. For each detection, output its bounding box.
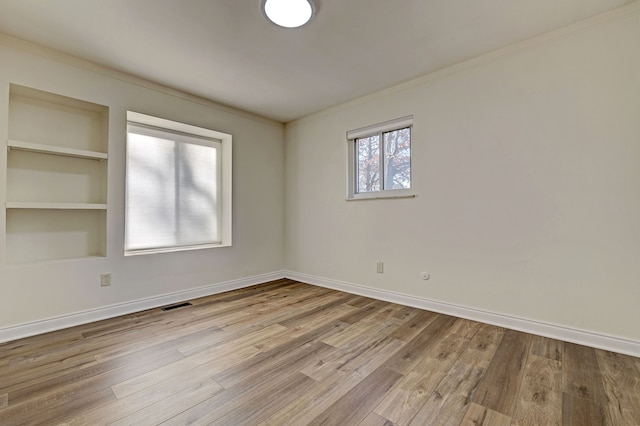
[347,116,414,200]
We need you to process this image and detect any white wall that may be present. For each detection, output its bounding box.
[0,38,285,332]
[285,9,640,342]
[1,6,639,352]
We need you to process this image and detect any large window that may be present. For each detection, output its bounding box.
[347,116,414,199]
[125,112,232,255]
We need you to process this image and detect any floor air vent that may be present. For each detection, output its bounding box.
[161,302,193,311]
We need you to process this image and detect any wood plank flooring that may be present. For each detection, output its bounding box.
[1,279,639,425]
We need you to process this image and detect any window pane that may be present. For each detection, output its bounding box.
[177,142,220,245]
[356,135,380,193]
[126,132,177,250]
[383,127,411,190]
[126,126,221,252]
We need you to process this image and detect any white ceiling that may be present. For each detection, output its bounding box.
[0,0,635,122]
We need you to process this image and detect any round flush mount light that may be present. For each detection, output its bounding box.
[262,0,316,28]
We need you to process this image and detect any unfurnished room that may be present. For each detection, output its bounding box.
[0,0,639,425]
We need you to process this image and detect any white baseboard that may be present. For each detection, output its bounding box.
[3,270,638,357]
[0,271,286,344]
[284,271,640,358]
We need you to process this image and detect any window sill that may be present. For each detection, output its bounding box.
[125,242,230,256]
[346,192,416,201]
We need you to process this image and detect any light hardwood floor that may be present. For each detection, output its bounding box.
[1,279,639,425]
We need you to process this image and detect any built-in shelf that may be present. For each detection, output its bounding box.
[6,202,108,210]
[5,84,109,264]
[7,139,108,160]
[6,208,107,264]
[6,255,107,267]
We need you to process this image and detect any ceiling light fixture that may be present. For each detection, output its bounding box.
[262,0,316,29]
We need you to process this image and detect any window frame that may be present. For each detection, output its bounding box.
[346,115,415,200]
[125,111,232,256]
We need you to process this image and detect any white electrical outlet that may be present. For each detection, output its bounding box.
[421,272,430,280]
[376,261,384,274]
[100,273,111,287]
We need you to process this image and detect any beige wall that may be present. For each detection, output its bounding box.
[0,39,285,330]
[285,11,640,341]
[1,7,639,347]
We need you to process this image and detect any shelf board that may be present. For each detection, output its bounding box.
[6,202,107,210]
[7,139,108,160]
[6,255,106,267]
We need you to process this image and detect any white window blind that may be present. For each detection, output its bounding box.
[126,122,222,253]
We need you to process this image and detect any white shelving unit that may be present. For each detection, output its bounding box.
[5,84,109,264]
